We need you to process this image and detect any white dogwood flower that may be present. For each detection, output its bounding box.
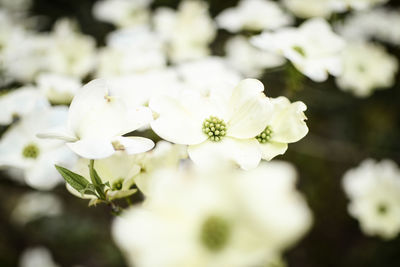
[0,0,32,14]
[216,0,293,32]
[150,79,272,170]
[93,0,152,28]
[0,86,49,125]
[176,57,242,96]
[336,42,398,98]
[255,97,308,161]
[11,192,62,225]
[112,161,312,267]
[96,26,166,77]
[153,0,216,63]
[225,36,285,78]
[39,79,154,159]
[36,73,81,104]
[343,159,400,239]
[331,0,388,12]
[337,8,400,46]
[19,247,60,267]
[106,69,183,108]
[252,18,346,82]
[282,0,337,18]
[283,0,388,18]
[47,19,96,79]
[0,106,77,190]
[3,33,53,83]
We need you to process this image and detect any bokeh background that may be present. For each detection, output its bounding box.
[0,0,400,266]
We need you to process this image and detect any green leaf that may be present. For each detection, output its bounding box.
[79,183,98,197]
[88,160,106,200]
[92,168,103,187]
[55,165,91,192]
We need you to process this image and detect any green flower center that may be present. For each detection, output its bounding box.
[256,126,273,144]
[200,215,231,252]
[22,143,40,159]
[377,203,389,215]
[202,116,226,142]
[112,178,124,191]
[293,45,306,57]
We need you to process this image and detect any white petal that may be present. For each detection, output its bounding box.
[67,139,115,159]
[270,97,308,143]
[227,79,271,139]
[149,94,207,145]
[112,136,154,155]
[25,165,61,190]
[123,106,154,134]
[36,132,78,142]
[25,146,76,190]
[298,61,329,82]
[188,137,261,170]
[259,142,288,161]
[68,79,108,134]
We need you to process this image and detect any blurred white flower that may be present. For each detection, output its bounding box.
[11,192,62,225]
[330,0,388,12]
[134,141,188,196]
[19,247,60,267]
[113,161,312,267]
[252,18,346,82]
[176,57,242,96]
[69,152,141,200]
[0,106,77,190]
[337,7,400,46]
[0,10,26,55]
[343,159,400,239]
[93,0,152,28]
[282,0,337,18]
[256,97,308,161]
[336,42,398,98]
[3,33,53,83]
[39,79,154,159]
[46,19,96,79]
[36,73,81,104]
[283,0,388,18]
[153,0,216,63]
[216,0,293,32]
[150,79,272,170]
[0,86,49,125]
[225,36,285,78]
[0,0,32,14]
[4,19,95,82]
[96,27,166,77]
[106,69,183,108]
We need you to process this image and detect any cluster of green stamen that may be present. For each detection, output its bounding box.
[200,215,231,252]
[22,143,40,159]
[256,126,273,143]
[202,116,226,142]
[377,203,389,215]
[112,178,124,191]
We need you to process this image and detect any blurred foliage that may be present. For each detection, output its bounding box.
[0,0,399,266]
